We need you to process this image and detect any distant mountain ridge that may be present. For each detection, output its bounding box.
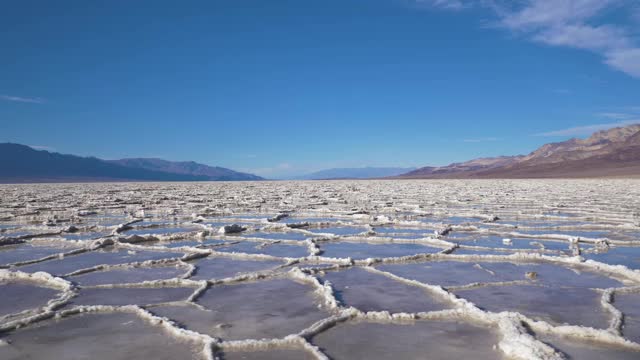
[109,158,262,181]
[400,124,640,178]
[0,144,262,183]
[295,167,416,180]
[4,124,640,183]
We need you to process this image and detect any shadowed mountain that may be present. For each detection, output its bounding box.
[109,158,262,181]
[399,124,640,179]
[0,144,262,183]
[295,167,416,180]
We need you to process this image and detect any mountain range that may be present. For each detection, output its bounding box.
[2,124,639,182]
[398,124,640,178]
[108,158,262,181]
[0,144,262,183]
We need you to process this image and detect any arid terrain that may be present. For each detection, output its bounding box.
[399,124,640,179]
[1,180,640,359]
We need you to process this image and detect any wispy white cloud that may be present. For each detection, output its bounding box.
[462,137,500,142]
[412,0,468,11]
[532,24,630,52]
[535,120,639,136]
[417,0,640,78]
[498,0,616,30]
[0,95,45,104]
[421,0,468,10]
[497,0,640,78]
[605,48,640,78]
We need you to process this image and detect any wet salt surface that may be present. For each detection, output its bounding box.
[189,257,283,280]
[615,292,640,343]
[312,320,501,360]
[216,241,309,258]
[0,243,77,265]
[1,180,640,360]
[583,246,640,269]
[124,225,202,236]
[0,312,199,360]
[281,217,337,224]
[68,286,195,306]
[16,247,185,276]
[455,284,609,328]
[244,231,310,241]
[377,260,517,287]
[308,227,369,236]
[321,241,441,259]
[321,267,450,313]
[452,235,571,251]
[0,283,58,318]
[60,230,113,241]
[221,349,315,360]
[69,265,187,286]
[450,248,515,256]
[372,227,431,235]
[540,334,640,360]
[154,278,331,340]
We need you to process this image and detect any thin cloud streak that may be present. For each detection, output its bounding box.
[0,95,45,104]
[534,120,639,137]
[421,0,468,10]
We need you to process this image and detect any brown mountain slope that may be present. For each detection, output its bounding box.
[399,124,640,179]
[400,156,524,178]
[519,124,640,164]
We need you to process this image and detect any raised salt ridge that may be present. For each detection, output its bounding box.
[1,179,640,359]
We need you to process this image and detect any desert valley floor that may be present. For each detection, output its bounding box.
[1,180,640,359]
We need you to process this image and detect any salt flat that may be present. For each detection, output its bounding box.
[1,180,640,359]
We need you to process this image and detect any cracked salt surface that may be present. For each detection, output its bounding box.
[321,241,442,260]
[221,348,315,360]
[455,284,609,328]
[583,246,640,269]
[1,179,640,359]
[376,260,524,287]
[216,241,310,258]
[0,312,200,360]
[245,231,310,241]
[68,286,195,307]
[0,283,59,318]
[189,257,283,281]
[16,247,185,276]
[615,292,640,343]
[320,267,450,313]
[452,235,574,252]
[312,320,501,359]
[539,334,640,360]
[0,243,81,265]
[187,278,332,340]
[69,265,187,286]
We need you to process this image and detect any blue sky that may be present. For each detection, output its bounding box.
[2,0,639,178]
